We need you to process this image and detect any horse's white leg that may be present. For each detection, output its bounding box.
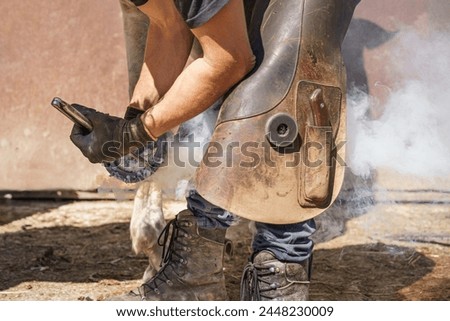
[130,181,165,281]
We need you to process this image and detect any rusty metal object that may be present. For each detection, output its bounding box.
[195,0,359,224]
[50,97,165,184]
[51,97,93,132]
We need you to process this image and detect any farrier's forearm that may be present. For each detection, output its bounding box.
[141,57,250,138]
[129,22,194,111]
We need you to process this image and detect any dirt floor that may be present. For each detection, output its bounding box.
[0,181,449,301]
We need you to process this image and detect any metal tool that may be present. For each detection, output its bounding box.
[51,97,93,132]
[50,97,166,183]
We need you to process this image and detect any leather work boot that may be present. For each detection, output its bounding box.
[240,250,311,301]
[113,210,229,301]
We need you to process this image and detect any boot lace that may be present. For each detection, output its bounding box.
[138,217,191,299]
[240,262,279,300]
[240,260,311,300]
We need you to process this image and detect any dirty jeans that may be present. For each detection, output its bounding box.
[187,190,315,263]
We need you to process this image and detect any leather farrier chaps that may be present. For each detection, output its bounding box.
[196,0,360,224]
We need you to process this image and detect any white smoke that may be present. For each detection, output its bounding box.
[149,102,220,198]
[347,29,450,179]
[97,103,219,201]
[314,28,450,242]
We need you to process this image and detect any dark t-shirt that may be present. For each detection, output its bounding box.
[130,0,230,28]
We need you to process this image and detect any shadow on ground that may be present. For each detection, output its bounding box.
[309,243,440,301]
[0,200,73,226]
[0,218,441,300]
[0,223,148,291]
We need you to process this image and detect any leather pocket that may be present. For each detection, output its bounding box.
[299,125,332,207]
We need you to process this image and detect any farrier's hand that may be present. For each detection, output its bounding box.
[69,104,153,163]
[124,106,145,120]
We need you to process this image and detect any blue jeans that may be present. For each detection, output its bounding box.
[187,190,315,263]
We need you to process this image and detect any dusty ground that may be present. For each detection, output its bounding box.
[0,177,449,301]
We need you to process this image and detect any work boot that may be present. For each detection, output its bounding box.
[240,250,311,301]
[113,210,229,301]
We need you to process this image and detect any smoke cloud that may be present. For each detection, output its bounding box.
[149,102,220,199]
[315,28,450,242]
[347,29,450,179]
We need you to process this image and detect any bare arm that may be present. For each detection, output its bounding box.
[138,0,255,138]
